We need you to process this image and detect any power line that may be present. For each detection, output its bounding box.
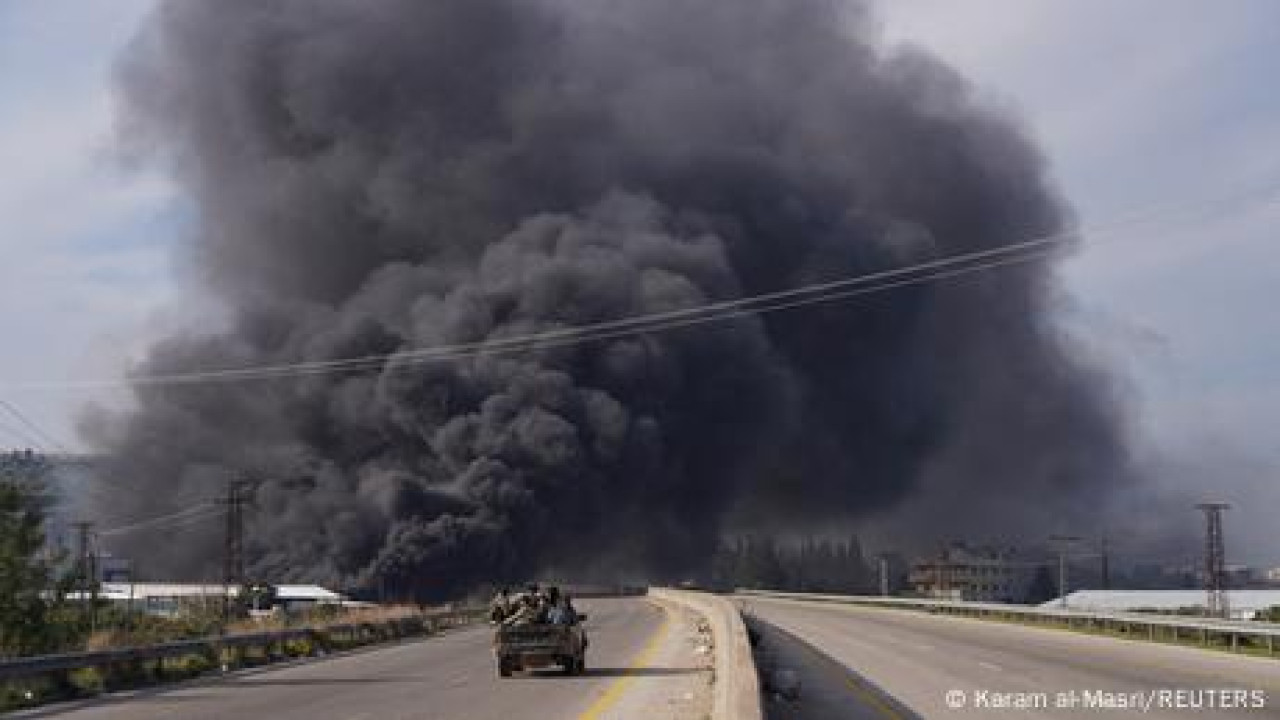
[5,237,1060,390]
[0,416,44,450]
[4,175,1278,395]
[0,419,124,511]
[97,503,217,537]
[0,406,116,505]
[0,399,71,454]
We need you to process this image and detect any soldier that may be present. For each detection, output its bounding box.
[489,587,513,624]
[547,593,577,625]
[503,585,544,626]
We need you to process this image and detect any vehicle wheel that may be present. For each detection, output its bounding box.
[498,657,513,678]
[575,653,586,675]
[561,656,575,676]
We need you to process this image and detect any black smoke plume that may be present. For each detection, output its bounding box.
[90,0,1133,597]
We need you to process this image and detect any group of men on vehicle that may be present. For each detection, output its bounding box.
[490,584,580,626]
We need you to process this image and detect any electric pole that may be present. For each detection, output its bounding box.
[1100,535,1111,591]
[877,553,891,597]
[933,545,946,599]
[217,478,255,623]
[1050,535,1082,609]
[72,521,96,625]
[1196,502,1230,619]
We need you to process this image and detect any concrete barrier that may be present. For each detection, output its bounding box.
[651,588,763,720]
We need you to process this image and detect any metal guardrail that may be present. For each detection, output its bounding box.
[739,591,1280,655]
[0,608,486,683]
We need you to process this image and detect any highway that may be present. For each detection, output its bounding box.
[16,598,711,720]
[745,596,1280,720]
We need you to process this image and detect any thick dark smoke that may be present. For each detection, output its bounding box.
[91,0,1133,597]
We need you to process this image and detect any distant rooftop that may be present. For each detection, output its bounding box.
[93,582,345,602]
[1044,589,1280,619]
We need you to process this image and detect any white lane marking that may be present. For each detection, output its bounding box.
[977,660,1003,672]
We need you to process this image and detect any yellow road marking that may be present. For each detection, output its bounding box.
[577,601,671,720]
[843,675,907,720]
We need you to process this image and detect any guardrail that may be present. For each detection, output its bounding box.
[0,607,485,703]
[739,590,1280,656]
[651,588,763,720]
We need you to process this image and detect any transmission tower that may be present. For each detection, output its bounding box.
[217,478,255,621]
[1196,502,1230,619]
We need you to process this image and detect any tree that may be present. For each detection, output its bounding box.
[1255,606,1280,623]
[738,535,785,589]
[0,451,59,656]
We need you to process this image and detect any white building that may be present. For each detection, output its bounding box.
[91,582,347,617]
[1043,589,1280,621]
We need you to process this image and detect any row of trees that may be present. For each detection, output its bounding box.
[710,535,876,593]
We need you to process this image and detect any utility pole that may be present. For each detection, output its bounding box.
[217,478,255,623]
[72,521,96,625]
[877,554,891,597]
[1050,535,1082,609]
[1100,535,1111,591]
[933,546,945,599]
[1196,502,1231,619]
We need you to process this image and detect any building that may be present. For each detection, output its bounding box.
[1043,589,1280,621]
[909,544,1035,602]
[97,554,133,583]
[89,583,348,617]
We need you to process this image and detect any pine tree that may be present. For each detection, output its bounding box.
[0,451,58,656]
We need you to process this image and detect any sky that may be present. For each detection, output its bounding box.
[0,1,1277,563]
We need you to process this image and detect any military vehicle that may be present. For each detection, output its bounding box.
[494,616,589,677]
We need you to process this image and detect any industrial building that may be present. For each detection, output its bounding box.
[908,544,1036,602]
[1044,589,1280,621]
[90,583,347,617]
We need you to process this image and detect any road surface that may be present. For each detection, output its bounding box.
[745,596,1280,720]
[16,597,710,720]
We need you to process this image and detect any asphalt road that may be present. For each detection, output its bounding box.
[18,598,685,720]
[744,596,1280,720]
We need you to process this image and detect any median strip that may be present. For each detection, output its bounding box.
[650,588,765,720]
